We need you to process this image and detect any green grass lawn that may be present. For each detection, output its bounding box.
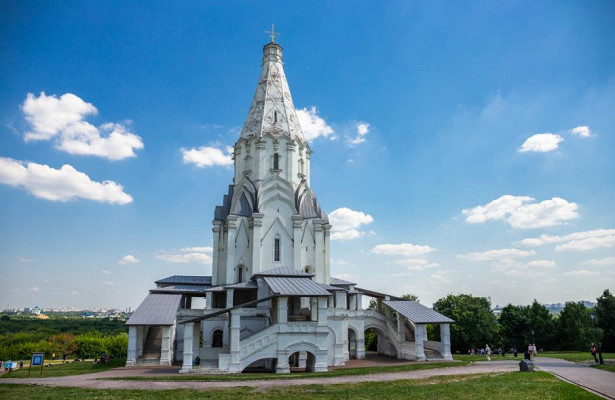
[591,364,615,373]
[0,372,601,399]
[105,360,467,382]
[0,358,126,379]
[536,351,615,362]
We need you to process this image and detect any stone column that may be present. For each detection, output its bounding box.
[292,215,302,269]
[440,323,453,360]
[126,325,138,366]
[377,298,383,315]
[335,292,346,309]
[310,297,318,321]
[160,325,172,365]
[323,224,331,284]
[180,322,194,373]
[317,297,328,326]
[415,324,426,361]
[251,213,263,274]
[277,297,288,323]
[356,328,366,360]
[397,316,405,343]
[356,293,363,310]
[384,296,391,319]
[225,215,238,284]
[205,292,213,310]
[212,221,222,285]
[228,310,241,372]
[314,223,324,283]
[276,351,290,374]
[226,288,235,309]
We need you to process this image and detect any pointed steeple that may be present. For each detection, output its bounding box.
[239,41,306,144]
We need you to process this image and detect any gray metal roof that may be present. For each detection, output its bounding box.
[224,280,258,289]
[150,285,209,294]
[126,294,182,326]
[320,283,347,292]
[205,285,225,292]
[253,267,313,278]
[384,300,455,324]
[330,277,357,286]
[264,276,331,296]
[155,275,212,286]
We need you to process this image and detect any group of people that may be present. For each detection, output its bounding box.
[469,343,539,361]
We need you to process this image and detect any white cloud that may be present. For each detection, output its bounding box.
[333,273,358,283]
[583,256,615,266]
[490,259,555,276]
[349,122,370,145]
[101,270,111,274]
[329,207,373,241]
[519,229,615,252]
[570,126,591,138]
[102,280,121,286]
[394,258,439,271]
[371,243,436,257]
[0,157,133,204]
[181,146,233,168]
[519,133,563,153]
[18,256,34,263]
[29,287,40,292]
[524,260,556,268]
[156,246,213,264]
[458,248,535,262]
[562,270,599,277]
[22,92,143,160]
[462,195,578,229]
[119,255,140,264]
[296,106,334,142]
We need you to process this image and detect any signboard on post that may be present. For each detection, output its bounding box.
[29,352,45,377]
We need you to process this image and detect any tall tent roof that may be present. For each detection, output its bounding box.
[239,42,306,144]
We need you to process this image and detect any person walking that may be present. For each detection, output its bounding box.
[485,344,492,361]
[591,343,599,363]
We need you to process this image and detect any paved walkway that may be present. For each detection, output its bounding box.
[533,357,615,399]
[0,363,517,391]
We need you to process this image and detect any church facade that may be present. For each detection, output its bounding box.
[126,39,454,373]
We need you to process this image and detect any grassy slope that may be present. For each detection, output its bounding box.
[0,372,601,399]
[0,358,126,379]
[591,364,615,373]
[536,351,615,362]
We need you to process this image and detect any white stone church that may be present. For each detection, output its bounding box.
[126,37,454,373]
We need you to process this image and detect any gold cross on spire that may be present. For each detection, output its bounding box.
[265,24,280,43]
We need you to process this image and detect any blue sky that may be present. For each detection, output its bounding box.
[1,1,614,309]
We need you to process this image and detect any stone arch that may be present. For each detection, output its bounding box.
[212,329,223,348]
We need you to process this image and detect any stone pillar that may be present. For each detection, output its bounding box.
[137,326,144,357]
[160,325,172,365]
[384,296,390,319]
[377,298,383,315]
[314,223,324,283]
[356,293,363,310]
[323,224,331,284]
[226,289,235,309]
[212,221,222,286]
[205,292,213,310]
[349,295,357,310]
[126,325,138,366]
[251,213,263,274]
[180,322,194,373]
[440,323,453,360]
[335,292,346,309]
[317,297,328,326]
[228,310,241,372]
[225,215,238,284]
[356,328,366,360]
[277,297,288,323]
[397,316,405,343]
[276,351,290,374]
[310,297,318,321]
[298,351,307,369]
[292,215,302,270]
[415,324,426,361]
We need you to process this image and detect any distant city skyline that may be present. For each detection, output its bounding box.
[1,1,614,309]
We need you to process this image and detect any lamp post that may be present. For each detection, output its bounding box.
[590,313,604,365]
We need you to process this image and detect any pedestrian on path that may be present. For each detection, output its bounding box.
[485,344,492,361]
[591,343,598,363]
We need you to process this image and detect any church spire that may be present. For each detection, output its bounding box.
[239,35,306,144]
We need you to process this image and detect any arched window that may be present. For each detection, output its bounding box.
[273,153,280,170]
[274,237,280,262]
[237,265,244,282]
[299,159,304,175]
[274,111,278,123]
[212,329,223,348]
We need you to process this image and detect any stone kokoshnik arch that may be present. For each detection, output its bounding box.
[125,36,454,373]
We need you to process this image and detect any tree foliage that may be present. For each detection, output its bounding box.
[433,294,497,352]
[595,289,615,352]
[557,302,593,351]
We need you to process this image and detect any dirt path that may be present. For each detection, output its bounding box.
[0,363,517,391]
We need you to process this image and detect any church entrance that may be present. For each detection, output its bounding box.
[288,351,316,372]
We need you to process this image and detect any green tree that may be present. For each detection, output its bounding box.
[595,289,615,352]
[48,333,78,358]
[498,304,529,350]
[527,300,556,351]
[557,302,593,351]
[401,294,420,302]
[433,294,497,352]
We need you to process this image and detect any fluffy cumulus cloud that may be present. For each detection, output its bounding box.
[457,248,535,262]
[329,207,373,241]
[119,255,140,264]
[181,146,233,168]
[462,195,578,229]
[519,133,563,153]
[371,243,436,257]
[570,126,591,138]
[393,258,439,271]
[349,122,370,145]
[583,256,615,266]
[490,259,555,277]
[22,92,144,160]
[519,229,615,251]
[156,246,213,264]
[562,270,599,277]
[0,157,133,204]
[296,106,334,142]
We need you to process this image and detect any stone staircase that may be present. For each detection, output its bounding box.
[138,326,162,364]
[424,348,443,360]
